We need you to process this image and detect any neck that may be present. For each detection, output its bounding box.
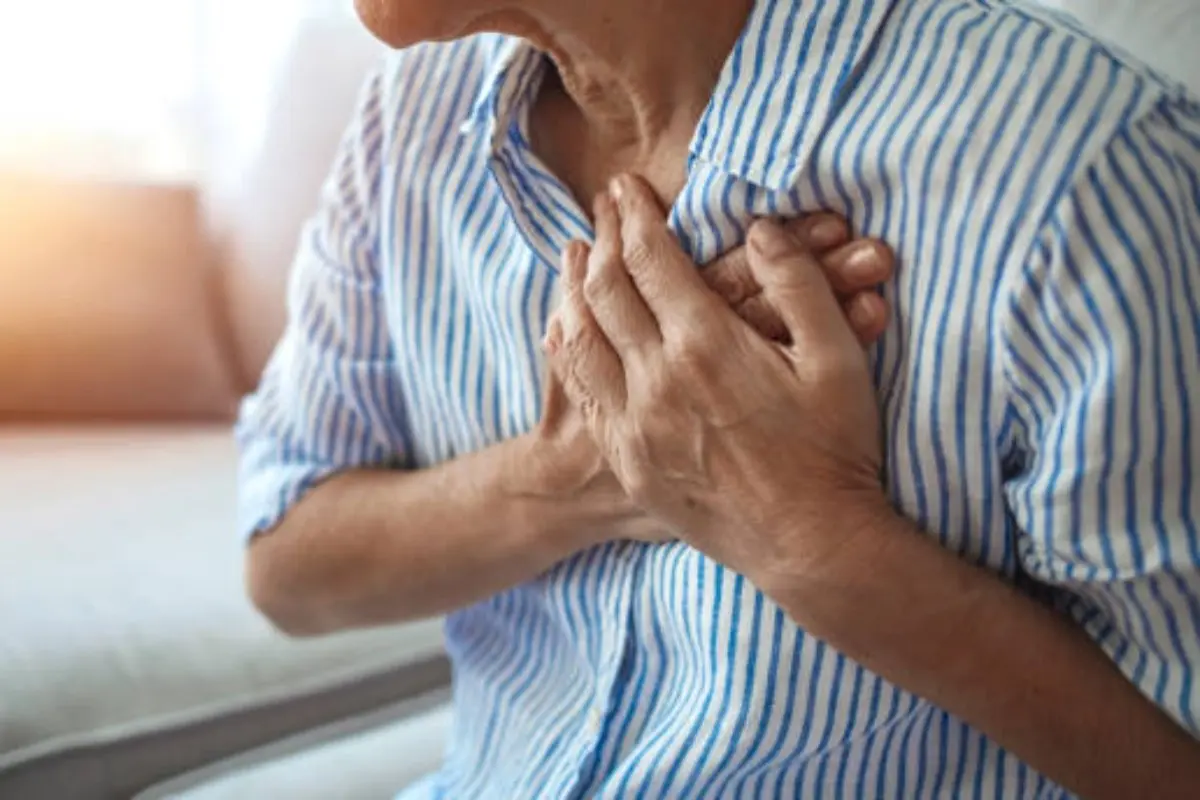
[498,0,753,155]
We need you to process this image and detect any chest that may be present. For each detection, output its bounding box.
[382,128,1035,563]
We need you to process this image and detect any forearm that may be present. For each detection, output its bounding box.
[247,434,632,635]
[773,509,1200,800]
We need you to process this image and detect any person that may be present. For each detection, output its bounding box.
[237,0,1200,796]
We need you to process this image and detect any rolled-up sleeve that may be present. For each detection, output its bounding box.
[236,64,412,541]
[1003,97,1200,735]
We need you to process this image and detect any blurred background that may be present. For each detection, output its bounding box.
[0,2,1195,799]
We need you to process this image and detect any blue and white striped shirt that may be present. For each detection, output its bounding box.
[237,0,1200,796]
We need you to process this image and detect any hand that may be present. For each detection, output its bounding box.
[530,366,675,544]
[544,174,891,591]
[700,214,892,345]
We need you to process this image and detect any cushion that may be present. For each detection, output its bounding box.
[0,177,238,420]
[1036,0,1200,90]
[0,427,447,799]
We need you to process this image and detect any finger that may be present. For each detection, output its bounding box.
[745,219,862,354]
[584,193,661,362]
[845,292,890,345]
[784,213,851,254]
[610,174,720,332]
[732,287,890,347]
[820,240,895,297]
[732,294,789,343]
[702,249,755,308]
[552,243,627,411]
[704,214,858,309]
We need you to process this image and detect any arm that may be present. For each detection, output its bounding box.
[246,433,645,636]
[780,103,1200,796]
[771,510,1200,800]
[237,63,643,636]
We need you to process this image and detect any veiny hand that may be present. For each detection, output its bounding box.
[544,174,892,590]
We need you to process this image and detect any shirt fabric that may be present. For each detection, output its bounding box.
[236,0,1200,796]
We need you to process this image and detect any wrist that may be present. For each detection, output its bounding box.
[509,432,638,549]
[756,492,908,630]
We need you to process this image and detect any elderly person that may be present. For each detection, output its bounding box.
[238,0,1200,796]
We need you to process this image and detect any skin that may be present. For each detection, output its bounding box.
[545,174,1200,800]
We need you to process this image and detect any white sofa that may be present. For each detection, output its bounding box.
[0,428,449,799]
[1,5,1194,800]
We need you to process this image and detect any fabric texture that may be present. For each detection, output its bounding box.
[0,177,237,420]
[0,427,446,798]
[237,0,1200,796]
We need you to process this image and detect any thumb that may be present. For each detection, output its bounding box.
[745,220,862,353]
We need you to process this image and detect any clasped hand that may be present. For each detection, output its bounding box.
[543,174,894,594]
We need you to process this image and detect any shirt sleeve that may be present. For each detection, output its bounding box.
[235,63,412,541]
[1003,96,1200,735]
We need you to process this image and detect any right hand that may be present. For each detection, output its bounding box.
[533,212,894,546]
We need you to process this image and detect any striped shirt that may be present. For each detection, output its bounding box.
[236,0,1200,796]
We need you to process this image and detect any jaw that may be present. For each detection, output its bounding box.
[353,0,546,49]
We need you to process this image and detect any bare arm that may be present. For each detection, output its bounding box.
[774,510,1200,800]
[246,430,646,636]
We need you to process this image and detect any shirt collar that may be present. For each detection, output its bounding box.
[462,36,545,152]
[690,0,895,190]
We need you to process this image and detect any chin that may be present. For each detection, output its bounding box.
[353,0,453,48]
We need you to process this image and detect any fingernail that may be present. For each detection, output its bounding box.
[750,220,799,258]
[811,218,846,248]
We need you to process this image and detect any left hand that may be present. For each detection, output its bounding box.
[544,174,892,594]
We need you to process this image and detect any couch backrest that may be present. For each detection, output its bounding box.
[205,13,383,391]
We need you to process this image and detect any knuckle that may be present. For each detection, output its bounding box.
[624,235,666,272]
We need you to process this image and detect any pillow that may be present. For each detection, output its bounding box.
[1036,0,1200,91]
[0,175,238,420]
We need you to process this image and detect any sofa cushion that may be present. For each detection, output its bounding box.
[0,427,446,799]
[0,177,238,420]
